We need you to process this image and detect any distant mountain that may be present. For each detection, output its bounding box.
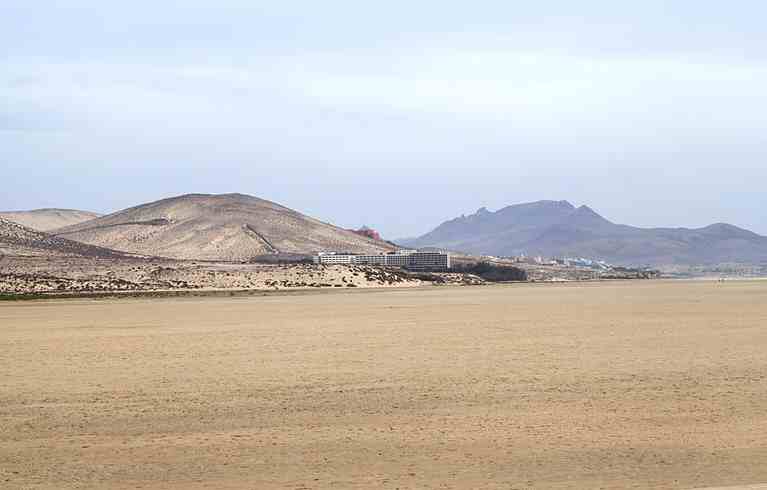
[53,193,396,261]
[0,209,101,232]
[402,200,767,267]
[0,217,125,258]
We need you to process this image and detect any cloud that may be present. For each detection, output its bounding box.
[1,1,766,236]
[4,46,767,141]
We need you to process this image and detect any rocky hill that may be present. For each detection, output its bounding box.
[52,193,396,261]
[0,217,125,258]
[403,200,767,267]
[0,209,101,231]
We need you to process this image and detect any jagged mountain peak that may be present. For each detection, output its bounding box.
[403,200,767,266]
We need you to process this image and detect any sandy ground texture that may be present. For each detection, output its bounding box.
[695,485,767,490]
[2,280,767,489]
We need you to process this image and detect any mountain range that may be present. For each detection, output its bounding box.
[3,195,765,267]
[402,200,767,267]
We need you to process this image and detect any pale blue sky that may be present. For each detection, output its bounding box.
[2,1,766,237]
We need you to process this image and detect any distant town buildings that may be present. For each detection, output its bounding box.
[500,254,614,270]
[314,250,450,270]
[559,257,611,270]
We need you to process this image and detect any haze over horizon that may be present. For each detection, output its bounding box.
[3,1,766,238]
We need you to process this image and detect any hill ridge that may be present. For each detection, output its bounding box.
[0,217,128,258]
[404,201,767,266]
[53,193,395,261]
[0,208,102,232]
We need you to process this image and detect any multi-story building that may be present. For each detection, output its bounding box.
[352,255,387,266]
[407,251,451,270]
[314,250,450,270]
[384,254,411,267]
[313,253,354,265]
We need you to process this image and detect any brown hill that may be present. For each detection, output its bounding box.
[53,193,396,261]
[0,217,125,258]
[0,209,101,231]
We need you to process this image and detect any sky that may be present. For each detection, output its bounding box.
[2,1,766,238]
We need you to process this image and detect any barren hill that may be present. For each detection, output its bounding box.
[403,200,767,267]
[0,217,125,258]
[53,193,396,261]
[0,209,101,231]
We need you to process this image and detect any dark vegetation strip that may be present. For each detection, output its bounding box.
[450,262,529,282]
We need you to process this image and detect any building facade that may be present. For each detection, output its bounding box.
[314,254,354,265]
[352,255,387,266]
[407,251,451,270]
[314,250,450,270]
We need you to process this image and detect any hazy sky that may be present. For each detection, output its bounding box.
[3,1,766,238]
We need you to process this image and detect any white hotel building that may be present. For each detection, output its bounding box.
[314,250,450,270]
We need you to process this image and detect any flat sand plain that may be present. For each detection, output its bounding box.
[1,280,767,489]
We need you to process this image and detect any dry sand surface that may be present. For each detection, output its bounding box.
[1,280,767,489]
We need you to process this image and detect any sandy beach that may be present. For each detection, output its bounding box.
[2,280,766,489]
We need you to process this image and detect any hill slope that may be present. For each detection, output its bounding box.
[0,217,125,258]
[53,193,395,261]
[0,209,101,231]
[403,201,767,266]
